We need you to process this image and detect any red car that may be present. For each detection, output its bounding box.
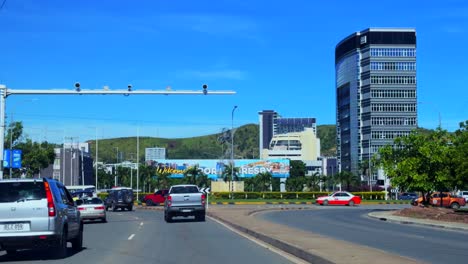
[143,189,169,206]
[316,191,361,206]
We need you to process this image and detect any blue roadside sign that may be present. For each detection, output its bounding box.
[12,150,22,168]
[3,149,22,168]
[3,150,10,168]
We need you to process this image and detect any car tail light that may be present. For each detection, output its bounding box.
[43,182,56,217]
[78,207,85,211]
[167,195,172,206]
[201,194,206,206]
[94,206,105,210]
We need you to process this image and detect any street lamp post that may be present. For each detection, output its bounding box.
[230,106,238,199]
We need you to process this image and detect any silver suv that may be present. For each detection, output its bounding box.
[0,178,83,258]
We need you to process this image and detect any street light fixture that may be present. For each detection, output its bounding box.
[230,105,238,199]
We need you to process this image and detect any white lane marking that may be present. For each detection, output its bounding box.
[208,216,309,264]
[140,222,144,226]
[128,234,135,240]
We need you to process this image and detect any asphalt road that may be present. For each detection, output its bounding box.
[0,209,294,264]
[260,206,468,264]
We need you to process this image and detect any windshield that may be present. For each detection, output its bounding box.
[170,186,200,194]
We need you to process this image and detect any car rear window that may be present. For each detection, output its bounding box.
[82,198,103,204]
[0,181,46,203]
[170,186,199,194]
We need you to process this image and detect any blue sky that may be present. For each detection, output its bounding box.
[1,0,467,143]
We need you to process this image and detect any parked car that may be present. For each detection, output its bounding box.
[456,191,468,202]
[105,187,134,211]
[143,189,169,206]
[164,185,206,222]
[316,191,361,206]
[0,178,83,258]
[399,192,418,200]
[412,192,466,209]
[76,197,106,222]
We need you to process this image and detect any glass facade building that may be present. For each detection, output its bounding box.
[335,28,417,178]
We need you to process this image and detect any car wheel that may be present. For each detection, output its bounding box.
[101,217,107,223]
[164,212,172,223]
[195,213,206,222]
[71,223,83,250]
[349,200,355,206]
[112,203,117,212]
[451,203,460,209]
[323,200,329,206]
[6,249,17,255]
[127,205,133,211]
[52,228,68,259]
[145,200,153,206]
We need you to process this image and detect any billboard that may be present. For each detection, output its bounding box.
[151,159,290,179]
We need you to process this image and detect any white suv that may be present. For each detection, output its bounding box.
[457,191,468,202]
[0,178,83,258]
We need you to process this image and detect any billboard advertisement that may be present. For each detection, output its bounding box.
[150,159,290,179]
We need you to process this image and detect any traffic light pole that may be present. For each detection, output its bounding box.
[0,84,236,180]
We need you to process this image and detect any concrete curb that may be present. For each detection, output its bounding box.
[207,211,334,264]
[368,211,468,231]
[208,201,410,205]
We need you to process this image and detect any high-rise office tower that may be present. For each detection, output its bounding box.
[335,28,417,180]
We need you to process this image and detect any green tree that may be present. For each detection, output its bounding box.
[255,172,272,192]
[15,139,56,176]
[221,163,240,182]
[453,121,468,189]
[183,165,206,185]
[286,176,307,192]
[290,160,306,178]
[376,128,455,204]
[336,171,359,191]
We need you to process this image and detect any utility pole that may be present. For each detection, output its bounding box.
[0,84,236,180]
[230,106,238,199]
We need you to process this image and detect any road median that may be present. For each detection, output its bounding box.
[207,206,422,264]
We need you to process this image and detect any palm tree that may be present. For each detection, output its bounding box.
[183,165,205,185]
[256,172,272,192]
[155,171,171,189]
[337,171,360,191]
[221,163,240,182]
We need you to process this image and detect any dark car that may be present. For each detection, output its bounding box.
[104,188,134,211]
[399,192,418,200]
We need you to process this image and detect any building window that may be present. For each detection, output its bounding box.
[371,103,416,112]
[370,48,416,57]
[370,62,416,71]
[370,90,416,98]
[371,131,411,139]
[370,76,416,84]
[371,117,417,126]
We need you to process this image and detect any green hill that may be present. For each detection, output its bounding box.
[87,124,336,163]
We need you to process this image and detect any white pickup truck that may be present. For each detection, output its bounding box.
[164,184,206,222]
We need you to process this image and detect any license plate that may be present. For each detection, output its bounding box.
[1,223,30,232]
[181,209,192,213]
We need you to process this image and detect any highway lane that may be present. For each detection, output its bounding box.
[0,209,295,264]
[260,206,468,264]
